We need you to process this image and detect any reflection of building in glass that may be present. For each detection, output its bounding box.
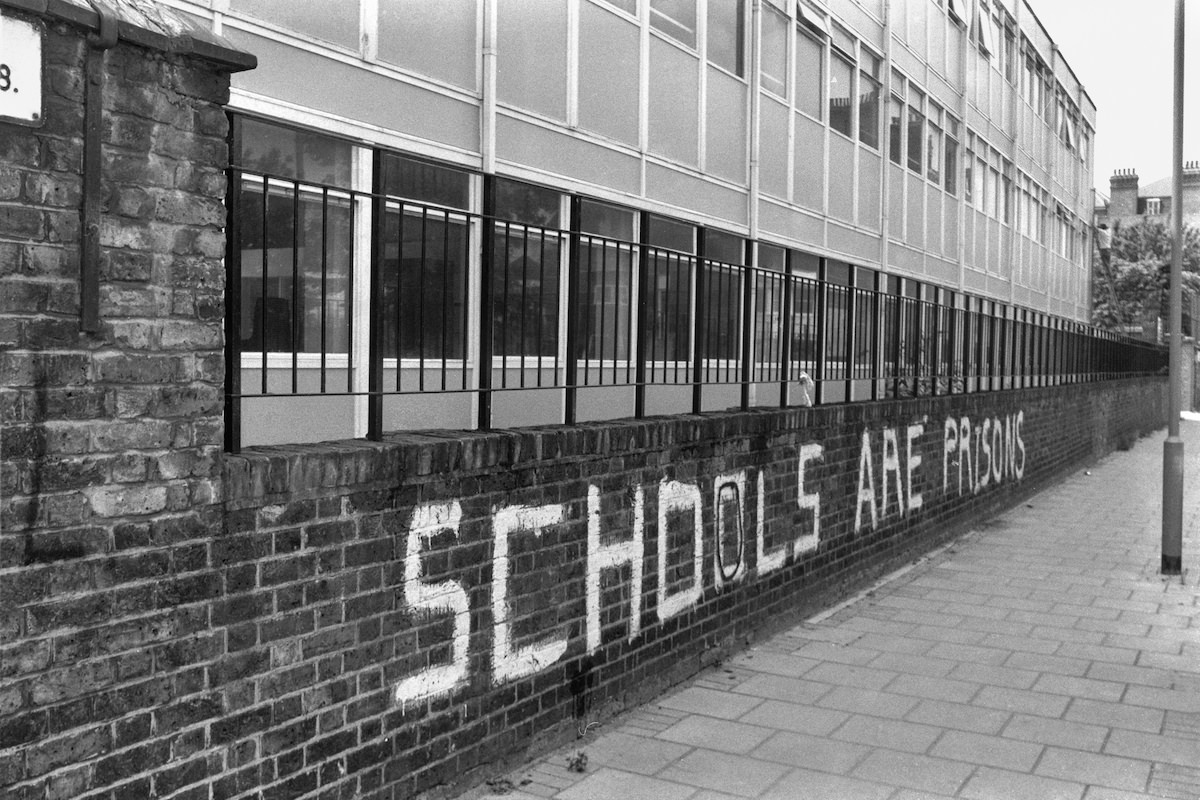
[198,0,1098,447]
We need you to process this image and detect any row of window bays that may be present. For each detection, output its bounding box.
[218,0,1091,216]
[229,115,1099,438]
[759,4,1090,249]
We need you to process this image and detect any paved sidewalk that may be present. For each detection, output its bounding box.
[470,419,1200,800]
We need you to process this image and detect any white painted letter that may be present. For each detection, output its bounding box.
[657,479,704,621]
[958,417,973,495]
[1014,410,1026,479]
[586,485,644,653]
[855,429,878,532]
[978,418,992,489]
[943,417,958,494]
[756,470,785,576]
[394,502,470,706]
[713,471,747,591]
[990,417,1004,484]
[906,421,924,514]
[492,503,568,684]
[796,443,823,555]
[881,428,905,517]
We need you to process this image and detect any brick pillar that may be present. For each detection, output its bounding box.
[0,3,252,798]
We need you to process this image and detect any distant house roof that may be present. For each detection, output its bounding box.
[1140,175,1174,198]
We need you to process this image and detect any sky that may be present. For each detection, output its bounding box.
[1029,0,1200,197]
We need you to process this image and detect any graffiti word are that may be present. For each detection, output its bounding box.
[855,421,926,531]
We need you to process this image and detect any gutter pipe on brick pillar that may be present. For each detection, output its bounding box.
[80,0,118,333]
[1162,0,1185,576]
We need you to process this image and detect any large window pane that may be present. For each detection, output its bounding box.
[493,179,563,358]
[381,208,469,359]
[651,0,696,47]
[707,0,745,76]
[888,94,903,164]
[829,53,854,137]
[795,28,823,119]
[495,178,561,227]
[646,215,696,365]
[927,123,942,185]
[377,154,473,361]
[944,117,959,195]
[858,70,880,148]
[239,118,353,189]
[235,119,355,358]
[578,200,636,361]
[761,2,788,97]
[382,153,471,209]
[702,230,745,365]
[906,91,924,173]
[647,215,695,252]
[705,229,745,265]
[238,182,353,356]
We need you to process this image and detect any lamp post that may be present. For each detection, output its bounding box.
[1162,0,1185,576]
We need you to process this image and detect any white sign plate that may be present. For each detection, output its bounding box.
[0,14,43,127]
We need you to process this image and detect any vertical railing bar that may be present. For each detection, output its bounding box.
[260,179,269,396]
[740,249,753,409]
[367,153,385,439]
[393,203,403,392]
[692,234,706,414]
[565,198,581,423]
[624,242,634,384]
[501,222,511,388]
[634,214,650,417]
[478,179,496,429]
[460,212,471,391]
[347,190,356,395]
[814,261,827,404]
[224,160,243,453]
[418,207,429,392]
[290,180,300,394]
[440,211,450,391]
[320,188,329,393]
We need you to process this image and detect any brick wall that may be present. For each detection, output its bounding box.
[207,379,1161,799]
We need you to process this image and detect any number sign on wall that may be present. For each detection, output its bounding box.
[0,14,43,127]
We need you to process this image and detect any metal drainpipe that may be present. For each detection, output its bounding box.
[80,0,119,333]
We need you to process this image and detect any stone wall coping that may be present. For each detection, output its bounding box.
[1,0,256,72]
[220,380,1152,509]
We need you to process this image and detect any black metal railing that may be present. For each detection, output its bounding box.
[224,166,1168,451]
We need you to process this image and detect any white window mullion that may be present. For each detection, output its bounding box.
[360,0,379,62]
[467,176,483,429]
[351,147,374,439]
[698,0,709,170]
[567,0,580,129]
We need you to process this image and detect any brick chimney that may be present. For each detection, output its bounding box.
[1183,160,1200,221]
[1109,169,1139,223]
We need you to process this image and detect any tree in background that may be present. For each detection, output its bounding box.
[1092,219,1200,340]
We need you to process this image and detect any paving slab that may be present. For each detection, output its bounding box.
[467,420,1200,800]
